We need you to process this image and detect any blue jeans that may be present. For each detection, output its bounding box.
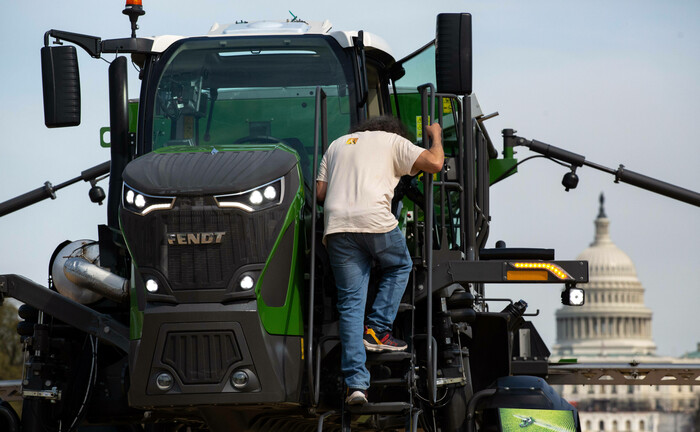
[326,226,413,390]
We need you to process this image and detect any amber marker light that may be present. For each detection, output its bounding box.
[509,262,572,280]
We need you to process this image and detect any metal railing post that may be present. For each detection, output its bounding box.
[418,83,436,404]
[308,86,327,406]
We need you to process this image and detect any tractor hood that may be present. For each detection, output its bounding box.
[122,145,298,196]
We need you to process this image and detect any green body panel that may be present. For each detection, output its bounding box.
[100,101,139,147]
[489,144,517,184]
[489,157,518,184]
[392,92,457,143]
[129,101,138,132]
[255,171,306,336]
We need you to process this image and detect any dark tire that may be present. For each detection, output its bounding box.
[437,385,470,432]
[0,399,20,432]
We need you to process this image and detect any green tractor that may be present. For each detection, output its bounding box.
[1,5,698,432]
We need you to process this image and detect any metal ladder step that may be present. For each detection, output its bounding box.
[369,378,409,387]
[398,302,415,312]
[347,402,412,415]
[366,351,413,364]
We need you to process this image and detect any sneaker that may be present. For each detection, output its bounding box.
[363,327,407,352]
[345,388,368,405]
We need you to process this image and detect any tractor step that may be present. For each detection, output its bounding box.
[366,351,413,364]
[347,402,412,415]
[398,302,415,312]
[369,378,408,387]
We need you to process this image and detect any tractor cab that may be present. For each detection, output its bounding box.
[138,20,398,188]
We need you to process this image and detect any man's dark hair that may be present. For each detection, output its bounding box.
[349,115,412,141]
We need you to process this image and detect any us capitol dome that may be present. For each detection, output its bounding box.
[551,194,700,432]
[552,193,656,357]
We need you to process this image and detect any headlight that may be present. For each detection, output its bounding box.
[214,177,284,212]
[122,183,175,215]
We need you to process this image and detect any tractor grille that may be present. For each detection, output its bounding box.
[121,198,288,291]
[164,205,286,290]
[162,330,242,385]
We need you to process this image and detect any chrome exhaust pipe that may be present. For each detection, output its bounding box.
[63,256,129,303]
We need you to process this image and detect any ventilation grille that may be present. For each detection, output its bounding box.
[162,330,242,384]
[121,201,287,291]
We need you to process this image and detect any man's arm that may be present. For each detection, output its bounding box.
[411,123,444,174]
[316,181,327,203]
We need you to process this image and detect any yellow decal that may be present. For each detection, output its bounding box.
[415,116,431,139]
[346,137,358,145]
[443,98,453,113]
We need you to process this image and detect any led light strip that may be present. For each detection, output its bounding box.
[214,177,285,210]
[141,203,175,215]
[218,202,255,212]
[123,183,175,215]
[511,262,572,280]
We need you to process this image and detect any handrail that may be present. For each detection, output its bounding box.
[452,98,467,253]
[463,94,476,263]
[433,93,463,251]
[307,86,327,406]
[475,118,490,250]
[417,82,437,404]
[438,95,447,249]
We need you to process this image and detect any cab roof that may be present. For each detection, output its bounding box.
[147,19,395,64]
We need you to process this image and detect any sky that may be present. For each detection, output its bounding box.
[0,1,698,358]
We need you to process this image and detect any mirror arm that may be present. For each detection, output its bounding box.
[44,30,102,58]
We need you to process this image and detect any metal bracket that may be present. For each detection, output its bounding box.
[0,274,129,352]
[436,376,467,387]
[23,387,62,401]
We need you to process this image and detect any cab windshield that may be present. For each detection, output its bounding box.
[148,36,355,181]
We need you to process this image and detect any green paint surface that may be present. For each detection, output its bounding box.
[255,165,306,336]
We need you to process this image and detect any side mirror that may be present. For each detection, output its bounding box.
[41,45,81,127]
[435,13,472,95]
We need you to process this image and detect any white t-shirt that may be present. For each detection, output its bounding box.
[317,130,425,239]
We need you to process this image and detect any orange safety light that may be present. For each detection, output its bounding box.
[123,0,145,38]
[508,262,572,281]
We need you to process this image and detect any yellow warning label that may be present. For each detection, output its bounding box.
[416,116,431,139]
[346,137,358,145]
[443,98,453,113]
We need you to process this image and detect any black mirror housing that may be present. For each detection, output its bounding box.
[41,45,81,128]
[435,13,472,95]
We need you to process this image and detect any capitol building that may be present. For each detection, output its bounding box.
[551,195,700,432]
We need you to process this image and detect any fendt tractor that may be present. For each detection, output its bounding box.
[1,3,699,432]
